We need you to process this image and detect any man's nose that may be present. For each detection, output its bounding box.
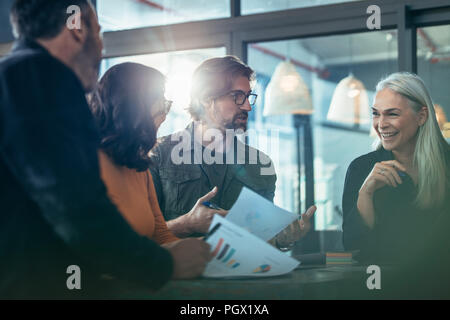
[240,99,252,112]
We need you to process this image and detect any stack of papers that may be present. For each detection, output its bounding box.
[325,252,353,265]
[203,187,300,278]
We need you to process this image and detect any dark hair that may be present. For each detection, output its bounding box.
[10,0,92,40]
[188,55,255,121]
[89,63,166,172]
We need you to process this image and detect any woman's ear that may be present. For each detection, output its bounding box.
[418,106,428,126]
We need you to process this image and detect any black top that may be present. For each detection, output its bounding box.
[342,147,450,264]
[0,39,173,298]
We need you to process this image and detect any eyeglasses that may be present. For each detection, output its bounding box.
[223,90,258,106]
[163,99,173,114]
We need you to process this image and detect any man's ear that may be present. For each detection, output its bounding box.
[67,9,90,46]
[418,106,428,126]
[201,98,213,111]
[68,23,87,45]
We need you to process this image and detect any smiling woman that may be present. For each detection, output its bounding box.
[371,90,427,173]
[372,72,448,208]
[342,72,450,264]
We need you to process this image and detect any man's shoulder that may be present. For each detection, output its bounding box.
[0,46,77,87]
[154,128,190,151]
[150,128,191,166]
[157,131,182,145]
[244,142,273,163]
[1,47,55,73]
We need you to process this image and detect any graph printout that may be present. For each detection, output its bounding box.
[225,187,298,241]
[203,215,299,278]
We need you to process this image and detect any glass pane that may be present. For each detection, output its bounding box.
[100,47,226,136]
[247,30,397,236]
[0,0,14,43]
[98,0,230,32]
[242,0,362,15]
[417,25,450,142]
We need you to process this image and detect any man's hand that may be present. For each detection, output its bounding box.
[163,238,212,279]
[275,205,317,249]
[186,187,228,234]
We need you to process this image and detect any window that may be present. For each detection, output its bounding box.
[101,47,226,137]
[247,30,398,232]
[242,0,362,15]
[0,0,14,43]
[417,24,450,140]
[98,0,230,32]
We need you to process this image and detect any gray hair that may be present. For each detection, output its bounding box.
[374,72,449,209]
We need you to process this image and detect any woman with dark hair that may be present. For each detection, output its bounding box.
[89,62,176,243]
[88,64,212,280]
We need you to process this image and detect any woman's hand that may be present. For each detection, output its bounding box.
[357,160,407,228]
[360,160,407,196]
[186,187,228,234]
[275,205,317,250]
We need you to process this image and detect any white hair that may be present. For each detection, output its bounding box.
[374,72,449,209]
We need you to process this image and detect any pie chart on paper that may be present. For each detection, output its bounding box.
[253,264,271,273]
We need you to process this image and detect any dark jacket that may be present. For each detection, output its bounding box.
[149,122,277,226]
[0,39,173,299]
[342,147,450,264]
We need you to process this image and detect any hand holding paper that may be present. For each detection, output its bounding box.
[276,205,317,249]
[203,215,299,278]
[225,187,298,241]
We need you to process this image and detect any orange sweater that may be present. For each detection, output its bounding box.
[98,150,179,245]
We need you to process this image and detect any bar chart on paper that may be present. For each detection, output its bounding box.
[203,215,299,278]
[212,238,240,269]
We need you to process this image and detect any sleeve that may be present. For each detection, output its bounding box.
[149,143,166,213]
[146,171,179,244]
[263,171,277,203]
[259,152,277,203]
[342,158,373,251]
[0,56,173,289]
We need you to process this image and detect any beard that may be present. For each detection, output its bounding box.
[224,111,249,131]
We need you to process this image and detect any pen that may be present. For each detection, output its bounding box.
[202,201,223,210]
[203,222,221,241]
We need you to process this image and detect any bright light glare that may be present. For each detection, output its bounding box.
[165,59,197,111]
[347,88,360,98]
[280,75,300,92]
[347,82,360,98]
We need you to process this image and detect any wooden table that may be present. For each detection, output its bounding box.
[120,264,377,300]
